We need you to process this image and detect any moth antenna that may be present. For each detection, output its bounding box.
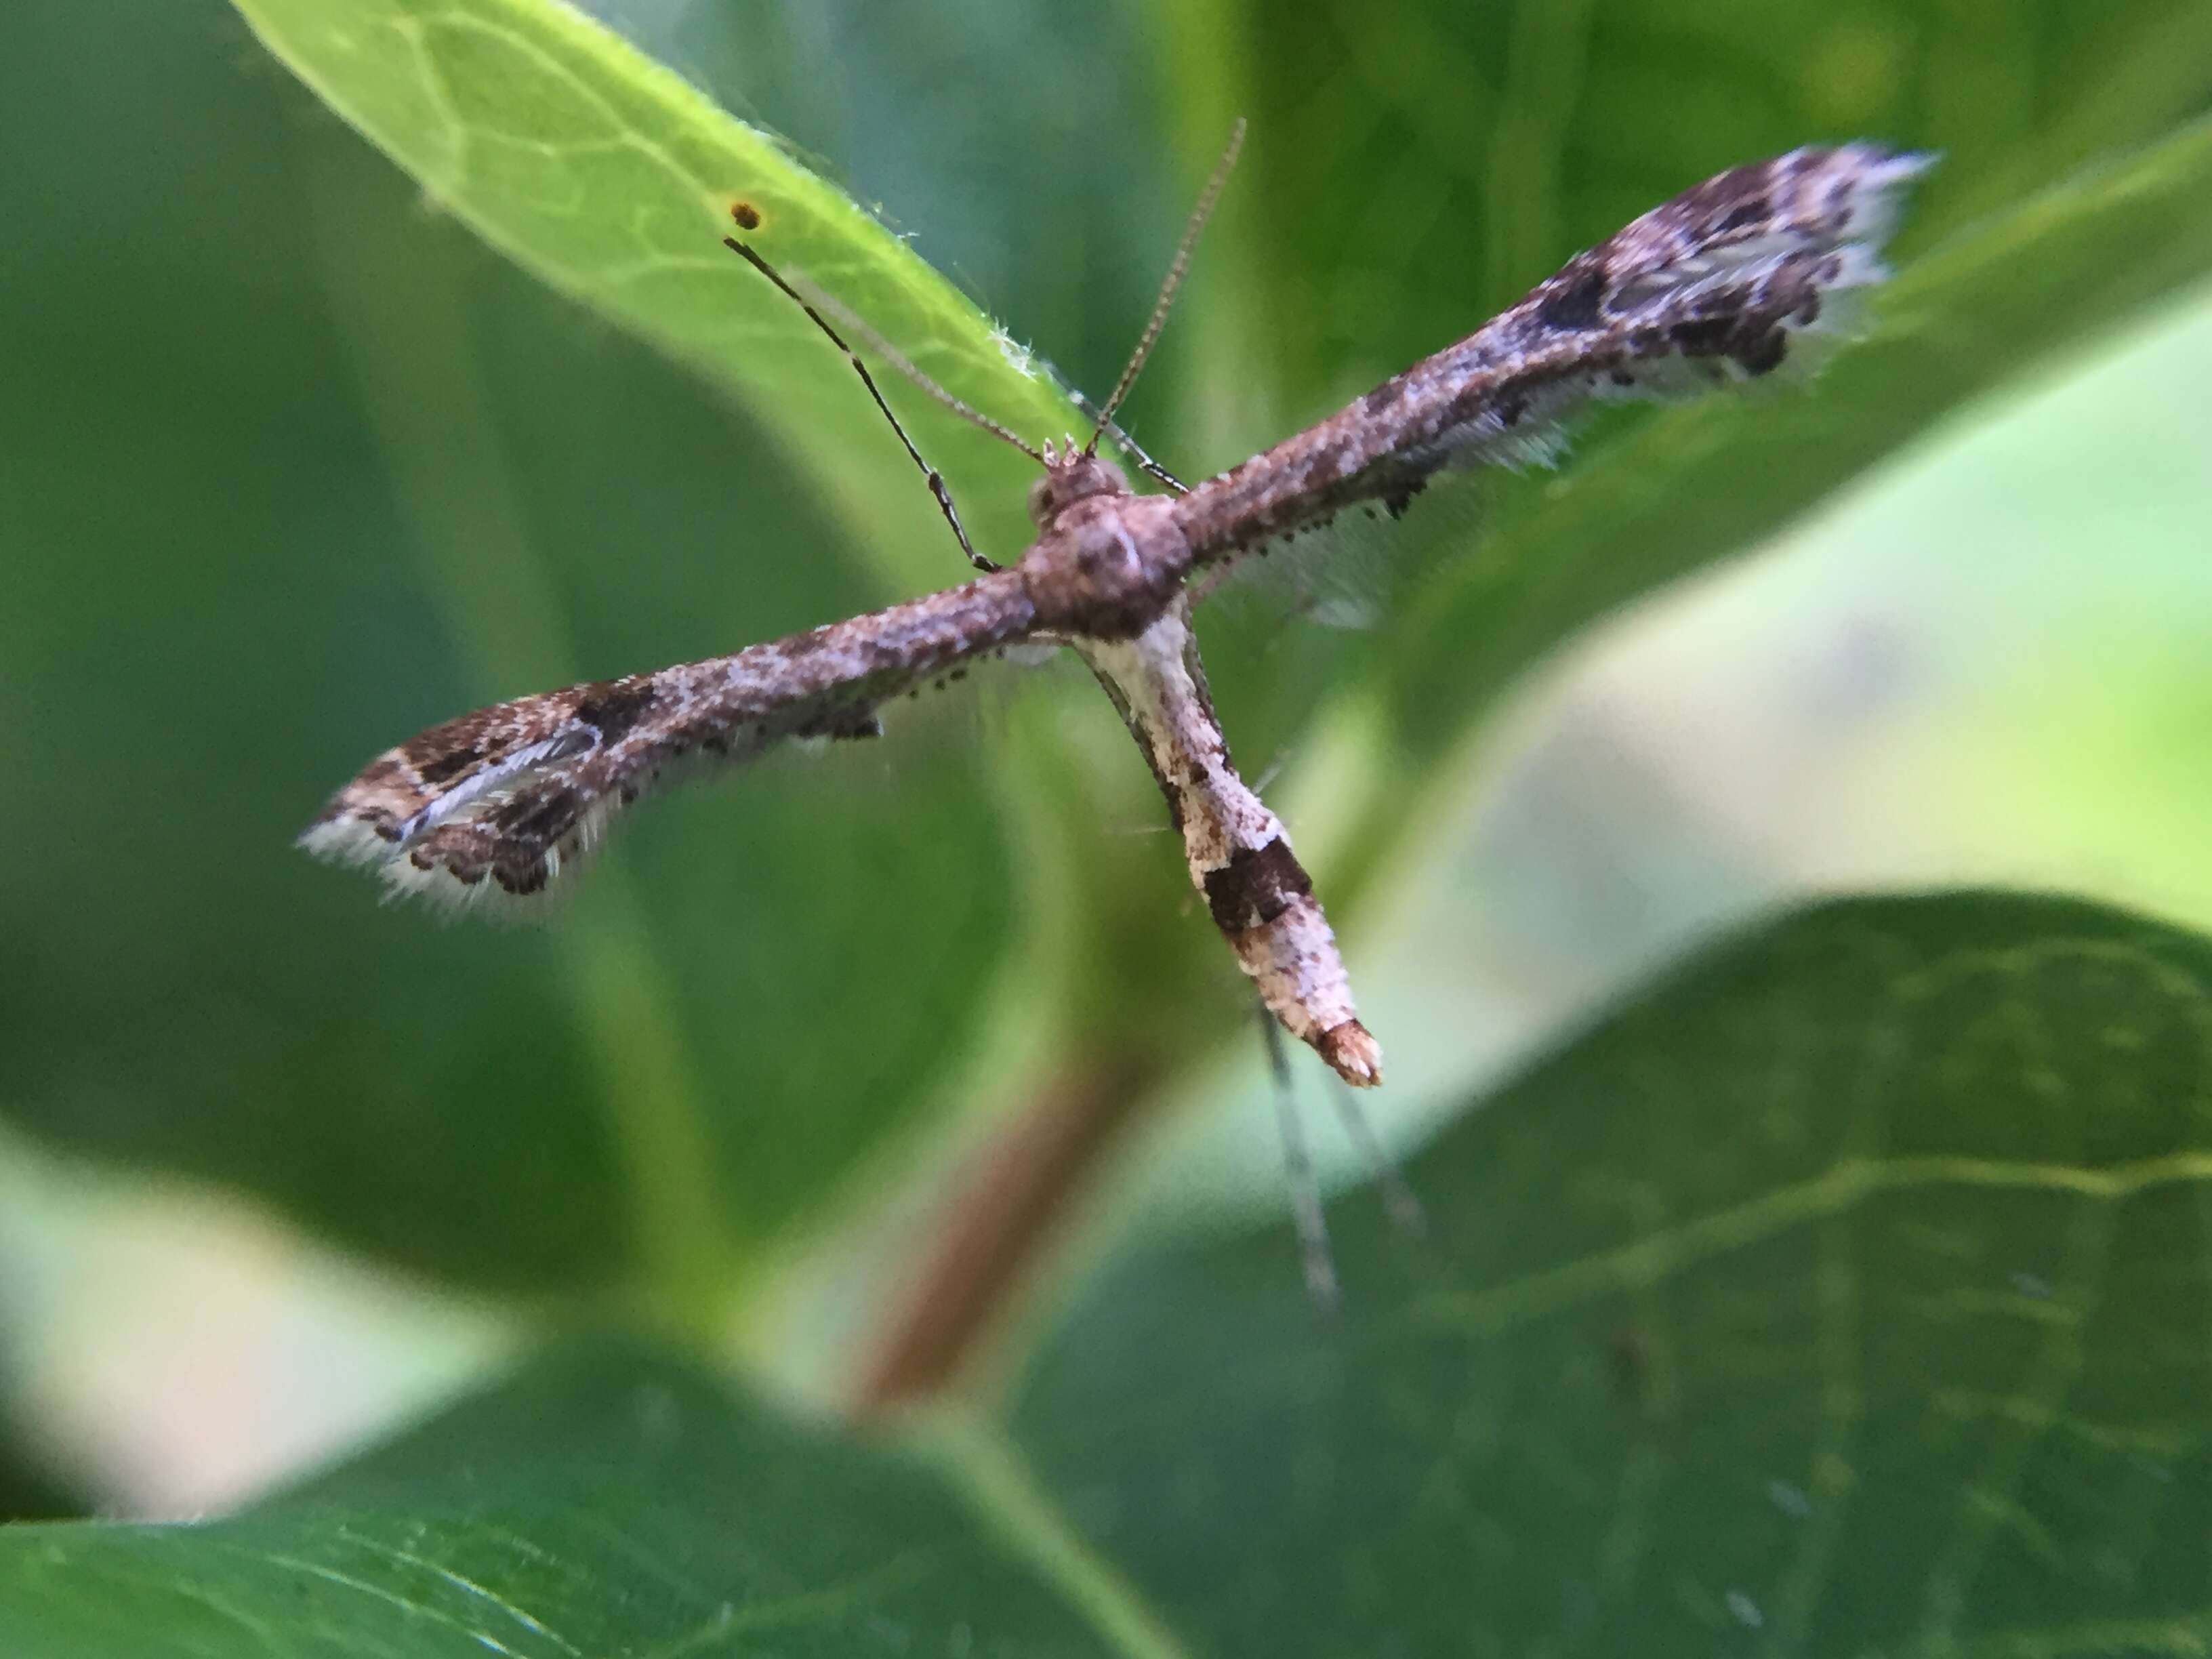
[1067,386,1189,493]
[729,229,1046,471]
[726,230,1018,570]
[1261,1000,1340,1309]
[1084,117,1246,457]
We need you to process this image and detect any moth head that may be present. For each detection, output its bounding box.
[1027,440,1130,530]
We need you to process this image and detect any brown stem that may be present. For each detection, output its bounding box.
[853,1050,1162,1414]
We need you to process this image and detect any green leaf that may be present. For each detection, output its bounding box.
[0,1343,1132,1658]
[1147,0,2212,433]
[1382,116,2212,764]
[1279,117,2212,921]
[8,894,2207,1654]
[1132,0,2212,758]
[1011,893,2212,1653]
[14,0,2212,1303]
[3,0,1095,1305]
[228,0,1080,588]
[0,1447,77,1529]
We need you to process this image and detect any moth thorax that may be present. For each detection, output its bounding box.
[1019,495,1181,637]
[1026,447,1130,531]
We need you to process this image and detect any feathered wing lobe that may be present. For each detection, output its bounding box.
[301,570,1040,907]
[1178,144,1934,559]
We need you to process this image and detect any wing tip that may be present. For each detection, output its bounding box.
[297,806,594,920]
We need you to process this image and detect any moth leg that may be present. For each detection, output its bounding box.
[1261,1000,1340,1309]
[1327,1076,1427,1235]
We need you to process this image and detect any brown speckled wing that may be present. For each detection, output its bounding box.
[1178,144,1933,560]
[302,570,1039,905]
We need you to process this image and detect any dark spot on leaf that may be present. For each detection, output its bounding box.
[1608,1326,1647,1399]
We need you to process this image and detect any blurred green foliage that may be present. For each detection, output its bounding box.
[3,0,2211,1646]
[9,896,2211,1654]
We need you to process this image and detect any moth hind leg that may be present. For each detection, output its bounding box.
[1260,1004,1340,1309]
[1256,999,1425,1300]
[1324,1072,1426,1235]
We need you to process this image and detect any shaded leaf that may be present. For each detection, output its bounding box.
[1135,0,2212,770]
[0,1343,1124,1658]
[1382,115,2212,764]
[9,895,2209,1654]
[0,1,1071,1297]
[11,0,2212,1303]
[0,1443,78,1529]
[1014,893,2212,1654]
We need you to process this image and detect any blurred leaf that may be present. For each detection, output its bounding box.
[0,1,1092,1302]
[0,1342,1130,1658]
[1139,0,2212,745]
[9,0,2212,1306]
[1147,0,2212,426]
[1311,112,2212,918]
[8,894,2207,1653]
[1380,115,2212,765]
[1012,892,2212,1654]
[1253,120,2212,921]
[0,1443,78,1528]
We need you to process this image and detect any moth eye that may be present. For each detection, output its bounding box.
[1026,474,1056,525]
